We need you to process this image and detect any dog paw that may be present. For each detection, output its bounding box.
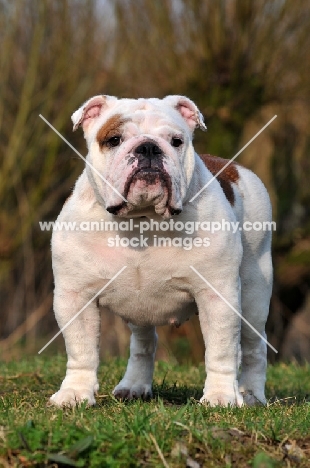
[48,388,96,407]
[112,382,152,400]
[240,390,266,406]
[200,392,243,407]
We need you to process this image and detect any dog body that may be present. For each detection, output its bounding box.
[50,95,272,407]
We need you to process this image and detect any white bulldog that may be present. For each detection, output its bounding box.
[49,95,273,407]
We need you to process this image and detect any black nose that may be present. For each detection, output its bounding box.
[134,142,162,158]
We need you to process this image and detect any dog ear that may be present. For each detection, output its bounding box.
[71,95,116,132]
[163,95,207,132]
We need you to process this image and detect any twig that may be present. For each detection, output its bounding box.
[149,433,170,468]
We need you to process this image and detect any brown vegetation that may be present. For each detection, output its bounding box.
[1,0,310,362]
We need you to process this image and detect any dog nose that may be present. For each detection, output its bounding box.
[134,142,162,158]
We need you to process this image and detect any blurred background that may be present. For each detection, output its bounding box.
[1,0,310,364]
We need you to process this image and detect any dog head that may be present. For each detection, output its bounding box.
[72,95,206,218]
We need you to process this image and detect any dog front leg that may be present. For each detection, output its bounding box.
[49,287,100,407]
[113,324,157,400]
[196,282,243,407]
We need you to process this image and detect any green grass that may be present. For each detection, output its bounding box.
[0,356,310,467]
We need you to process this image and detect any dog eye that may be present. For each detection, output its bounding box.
[107,136,121,147]
[171,137,183,148]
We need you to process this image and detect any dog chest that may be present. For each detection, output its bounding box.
[97,261,198,326]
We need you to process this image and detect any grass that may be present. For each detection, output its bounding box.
[0,356,310,467]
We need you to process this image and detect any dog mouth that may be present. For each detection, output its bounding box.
[118,166,167,199]
[106,166,182,216]
[129,166,164,180]
[105,139,183,217]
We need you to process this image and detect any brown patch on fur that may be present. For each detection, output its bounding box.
[199,154,239,205]
[96,114,128,146]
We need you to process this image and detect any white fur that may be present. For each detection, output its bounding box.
[49,95,272,407]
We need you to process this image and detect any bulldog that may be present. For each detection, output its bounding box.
[49,95,273,407]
